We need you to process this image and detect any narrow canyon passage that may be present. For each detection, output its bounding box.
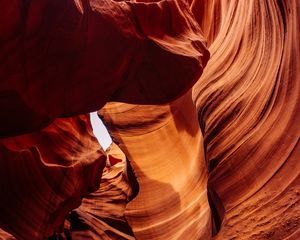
[0,0,299,239]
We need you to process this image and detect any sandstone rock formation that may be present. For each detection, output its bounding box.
[192,0,300,239]
[0,0,208,138]
[0,0,299,239]
[0,115,106,239]
[99,91,212,239]
[67,143,136,239]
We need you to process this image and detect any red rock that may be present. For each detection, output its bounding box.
[0,115,106,239]
[99,91,212,239]
[0,0,208,138]
[0,0,299,239]
[192,0,300,238]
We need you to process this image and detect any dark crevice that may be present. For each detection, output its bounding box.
[125,157,140,203]
[207,183,225,237]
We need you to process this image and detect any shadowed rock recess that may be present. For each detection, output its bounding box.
[0,0,299,239]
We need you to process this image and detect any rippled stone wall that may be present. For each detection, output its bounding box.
[0,0,299,239]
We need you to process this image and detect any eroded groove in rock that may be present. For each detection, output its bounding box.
[190,0,225,47]
[99,91,211,239]
[0,0,299,239]
[192,0,300,239]
[0,115,106,239]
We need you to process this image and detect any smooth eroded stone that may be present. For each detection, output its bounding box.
[99,91,212,239]
[192,0,300,238]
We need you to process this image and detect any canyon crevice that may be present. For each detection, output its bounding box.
[0,0,299,239]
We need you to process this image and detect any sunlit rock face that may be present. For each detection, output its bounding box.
[192,0,300,239]
[0,0,299,239]
[99,91,212,239]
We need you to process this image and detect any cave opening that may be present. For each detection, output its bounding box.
[90,112,112,151]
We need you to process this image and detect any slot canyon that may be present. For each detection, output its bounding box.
[0,0,299,239]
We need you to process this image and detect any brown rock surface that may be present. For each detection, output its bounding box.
[68,143,135,239]
[192,0,300,239]
[0,0,299,239]
[0,115,106,239]
[99,91,212,239]
[0,0,208,138]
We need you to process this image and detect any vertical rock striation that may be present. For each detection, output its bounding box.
[0,0,299,239]
[192,0,300,239]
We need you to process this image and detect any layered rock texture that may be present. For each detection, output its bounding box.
[0,0,299,239]
[192,0,300,239]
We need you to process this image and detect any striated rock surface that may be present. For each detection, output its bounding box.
[0,1,209,238]
[192,0,300,239]
[0,0,299,239]
[99,0,299,239]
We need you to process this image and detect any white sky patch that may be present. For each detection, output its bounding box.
[90,112,112,151]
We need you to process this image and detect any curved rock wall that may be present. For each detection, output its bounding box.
[99,91,211,239]
[0,0,299,239]
[193,0,300,239]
